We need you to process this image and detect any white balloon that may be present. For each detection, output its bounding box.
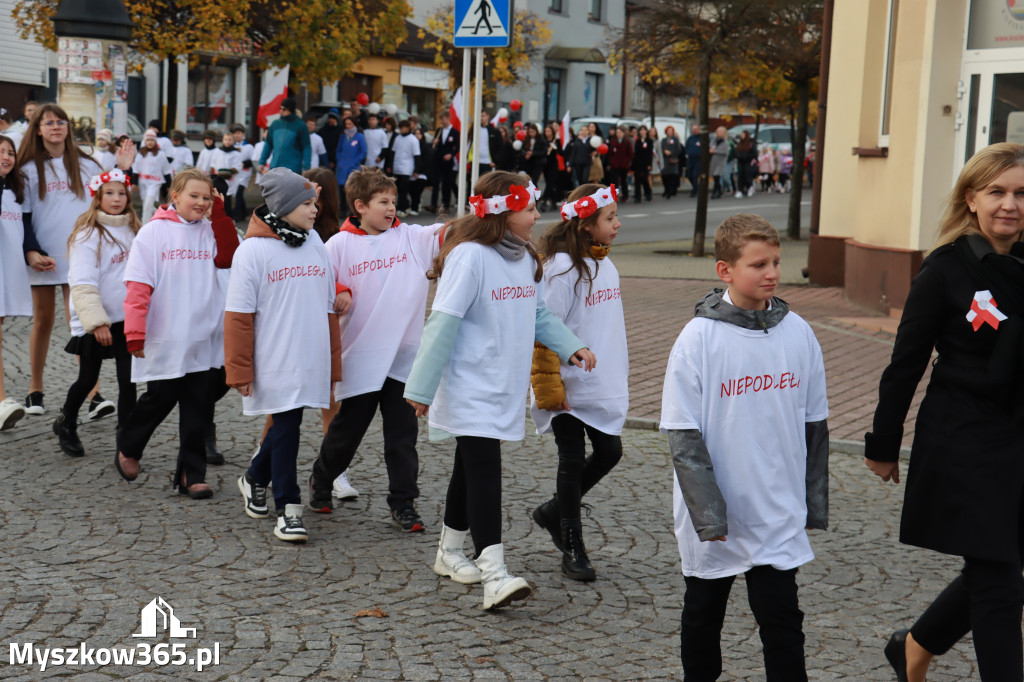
[496,107,509,122]
[590,135,603,149]
[367,102,381,114]
[512,139,523,150]
[385,103,398,115]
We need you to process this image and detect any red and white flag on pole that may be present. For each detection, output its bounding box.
[449,87,463,132]
[257,66,289,129]
[560,110,571,149]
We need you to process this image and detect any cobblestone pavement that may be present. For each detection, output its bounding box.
[0,287,978,680]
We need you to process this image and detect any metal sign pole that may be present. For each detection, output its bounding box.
[469,47,484,197]
[456,48,471,217]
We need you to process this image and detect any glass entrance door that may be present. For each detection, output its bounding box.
[959,61,1024,166]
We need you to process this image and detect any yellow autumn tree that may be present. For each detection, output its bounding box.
[418,4,552,97]
[13,0,411,84]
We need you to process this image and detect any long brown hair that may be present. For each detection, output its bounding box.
[0,136,24,204]
[933,142,1024,253]
[67,180,141,264]
[537,183,608,296]
[16,103,98,201]
[429,170,542,282]
[303,167,340,241]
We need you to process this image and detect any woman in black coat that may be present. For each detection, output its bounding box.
[631,124,653,203]
[865,142,1024,682]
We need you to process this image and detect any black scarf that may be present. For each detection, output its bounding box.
[256,204,307,247]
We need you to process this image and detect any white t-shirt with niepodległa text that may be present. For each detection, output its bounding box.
[327,222,442,399]
[68,221,135,336]
[531,252,629,435]
[660,293,829,579]
[124,215,227,382]
[429,242,539,441]
[21,155,102,285]
[225,231,335,415]
[0,188,32,317]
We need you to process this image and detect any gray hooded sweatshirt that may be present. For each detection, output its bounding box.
[668,288,830,541]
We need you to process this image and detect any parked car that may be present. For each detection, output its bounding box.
[728,123,814,153]
[643,116,690,140]
[570,116,643,139]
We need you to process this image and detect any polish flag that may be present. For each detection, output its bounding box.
[560,110,571,149]
[257,66,289,129]
[449,87,463,132]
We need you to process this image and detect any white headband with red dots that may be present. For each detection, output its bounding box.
[560,184,618,221]
[88,168,131,196]
[468,182,542,218]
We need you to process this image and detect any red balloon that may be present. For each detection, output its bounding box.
[510,99,522,112]
[356,93,369,106]
[597,143,609,154]
[513,121,524,129]
[515,129,527,141]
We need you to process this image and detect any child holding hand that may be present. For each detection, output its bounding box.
[530,183,628,582]
[404,171,596,611]
[115,169,238,498]
[661,214,829,681]
[53,169,140,456]
[227,168,341,543]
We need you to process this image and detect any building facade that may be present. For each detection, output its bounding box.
[812,0,1024,312]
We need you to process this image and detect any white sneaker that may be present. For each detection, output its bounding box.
[407,209,420,216]
[747,186,755,197]
[0,398,26,431]
[274,504,308,542]
[396,210,407,218]
[332,470,359,500]
[734,191,742,198]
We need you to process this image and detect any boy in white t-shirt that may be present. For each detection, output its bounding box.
[660,214,829,682]
[307,166,441,534]
[226,168,342,543]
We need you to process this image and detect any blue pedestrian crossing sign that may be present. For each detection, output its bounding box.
[454,0,511,47]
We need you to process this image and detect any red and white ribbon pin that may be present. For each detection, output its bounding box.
[965,290,1008,331]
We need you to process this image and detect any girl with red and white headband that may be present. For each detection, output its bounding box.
[52,169,141,457]
[530,182,627,583]
[404,170,597,611]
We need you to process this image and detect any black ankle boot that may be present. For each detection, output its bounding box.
[531,496,564,553]
[205,423,224,465]
[560,518,596,581]
[53,409,85,457]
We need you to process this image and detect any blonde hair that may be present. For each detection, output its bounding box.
[430,171,542,282]
[67,180,141,264]
[536,183,609,296]
[933,142,1024,253]
[168,168,213,198]
[714,213,780,264]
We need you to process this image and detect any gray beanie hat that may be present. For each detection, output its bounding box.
[261,168,317,218]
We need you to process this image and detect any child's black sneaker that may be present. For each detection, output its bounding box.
[274,504,308,543]
[87,394,116,421]
[307,475,333,514]
[53,409,85,457]
[24,391,45,415]
[391,504,425,533]
[238,474,269,519]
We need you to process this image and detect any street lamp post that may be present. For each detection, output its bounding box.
[51,0,133,143]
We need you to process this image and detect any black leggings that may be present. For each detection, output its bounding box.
[910,556,1024,681]
[62,323,136,425]
[444,436,502,554]
[550,413,622,520]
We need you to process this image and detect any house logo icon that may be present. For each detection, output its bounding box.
[132,597,197,639]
